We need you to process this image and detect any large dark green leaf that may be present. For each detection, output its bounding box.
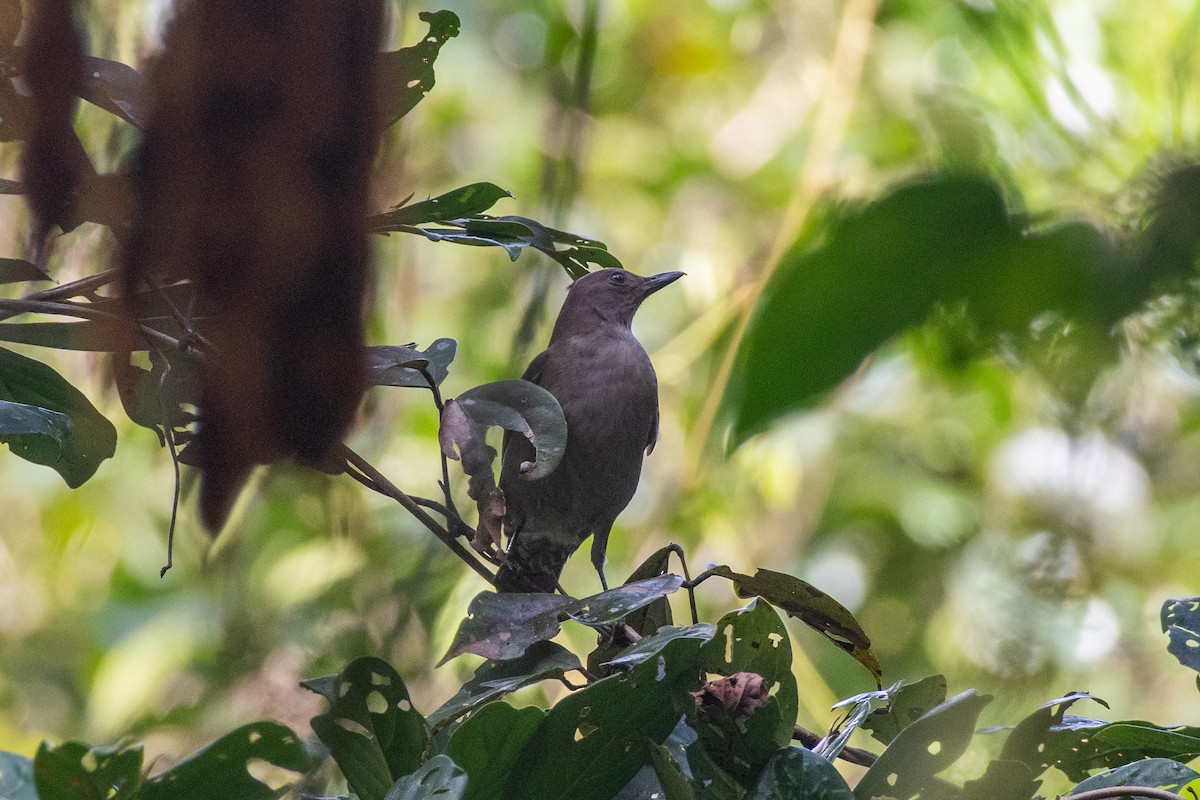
[862,674,949,746]
[749,747,854,800]
[501,636,704,800]
[377,10,460,127]
[79,56,148,127]
[0,258,48,284]
[439,591,575,664]
[708,566,881,687]
[139,722,307,800]
[446,703,543,800]
[302,658,430,800]
[0,399,70,452]
[724,173,1172,443]
[647,742,696,800]
[382,755,467,800]
[428,640,579,730]
[33,742,142,800]
[368,339,458,388]
[0,346,116,486]
[1069,757,1200,797]
[371,184,513,228]
[1162,597,1200,674]
[0,751,35,800]
[854,690,992,800]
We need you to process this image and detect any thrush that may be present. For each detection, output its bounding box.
[494,267,684,593]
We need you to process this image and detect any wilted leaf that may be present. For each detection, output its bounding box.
[428,641,579,730]
[708,566,881,687]
[33,743,142,800]
[302,658,429,800]
[0,346,116,486]
[382,755,467,800]
[79,56,148,128]
[1162,597,1200,674]
[749,747,854,800]
[370,183,512,228]
[854,690,992,800]
[501,636,704,800]
[368,338,457,388]
[446,703,543,800]
[376,10,460,127]
[862,674,949,746]
[0,258,49,284]
[440,591,575,664]
[444,380,566,481]
[139,722,307,800]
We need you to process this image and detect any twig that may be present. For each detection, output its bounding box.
[792,725,877,767]
[663,542,699,625]
[340,443,496,585]
[0,297,182,351]
[1063,788,1186,800]
[420,365,460,522]
[158,356,183,577]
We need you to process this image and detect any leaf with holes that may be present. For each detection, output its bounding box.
[854,690,992,800]
[368,339,458,388]
[749,747,854,800]
[567,574,684,627]
[691,599,799,786]
[439,591,575,665]
[376,10,460,127]
[1162,597,1200,674]
[587,548,681,676]
[708,566,881,688]
[862,674,949,746]
[501,636,704,800]
[33,742,142,800]
[139,722,306,800]
[427,641,578,730]
[446,703,543,800]
[995,692,1112,781]
[302,658,430,800]
[383,755,467,800]
[0,346,117,487]
[1070,757,1200,797]
[371,183,512,228]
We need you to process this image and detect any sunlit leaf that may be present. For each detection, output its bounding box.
[370,184,513,228]
[0,346,117,486]
[139,722,307,800]
[302,658,429,800]
[854,690,992,800]
[445,703,543,800]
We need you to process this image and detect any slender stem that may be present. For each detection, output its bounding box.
[792,725,877,767]
[1065,788,1185,800]
[421,366,460,521]
[664,542,699,625]
[0,297,183,351]
[340,443,496,585]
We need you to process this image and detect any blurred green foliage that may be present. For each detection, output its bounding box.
[1,0,1200,797]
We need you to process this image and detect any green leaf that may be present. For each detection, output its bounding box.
[603,624,716,670]
[0,258,48,284]
[0,320,130,351]
[446,703,543,800]
[383,755,467,800]
[376,10,461,127]
[443,380,566,481]
[33,742,142,800]
[749,747,854,800]
[1070,757,1200,797]
[854,690,992,800]
[368,339,458,388]
[427,641,579,730]
[371,184,513,228]
[647,742,696,800]
[302,658,430,800]
[587,547,682,676]
[862,674,949,746]
[0,751,36,800]
[0,346,117,487]
[0,399,71,451]
[79,56,148,127]
[567,574,684,627]
[439,592,575,665]
[708,566,881,687]
[501,636,704,800]
[996,692,1113,781]
[1162,597,1200,674]
[961,759,1041,800]
[691,599,799,785]
[724,173,1164,444]
[140,722,307,800]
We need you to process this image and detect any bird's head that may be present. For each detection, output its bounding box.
[553,268,685,335]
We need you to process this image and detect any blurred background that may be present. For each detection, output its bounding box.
[2,0,1200,791]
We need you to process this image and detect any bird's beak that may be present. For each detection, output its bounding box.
[641,271,685,297]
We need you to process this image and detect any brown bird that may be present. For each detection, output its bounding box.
[495,267,684,593]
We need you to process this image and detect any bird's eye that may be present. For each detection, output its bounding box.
[609,271,626,284]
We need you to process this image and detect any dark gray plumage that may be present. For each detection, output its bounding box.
[495,267,684,593]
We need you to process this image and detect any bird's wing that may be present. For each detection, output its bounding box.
[645,404,659,455]
[521,350,550,384]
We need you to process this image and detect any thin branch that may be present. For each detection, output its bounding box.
[340,443,496,585]
[664,542,699,626]
[0,297,183,351]
[421,365,460,521]
[792,725,877,767]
